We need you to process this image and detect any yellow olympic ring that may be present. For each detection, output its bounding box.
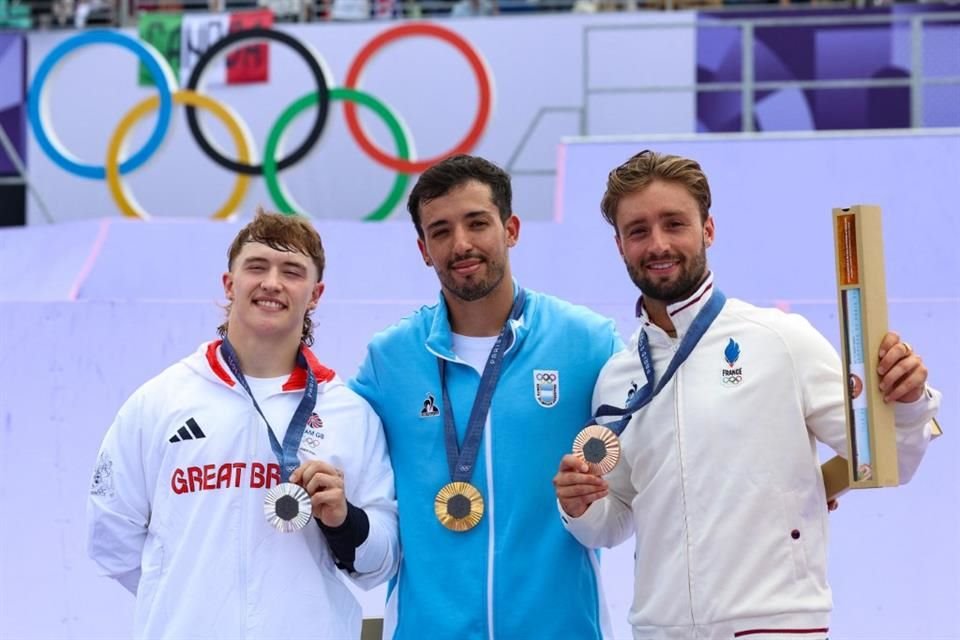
[106,90,254,220]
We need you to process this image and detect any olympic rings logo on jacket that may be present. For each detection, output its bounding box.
[27,23,494,221]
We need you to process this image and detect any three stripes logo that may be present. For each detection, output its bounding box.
[169,418,206,443]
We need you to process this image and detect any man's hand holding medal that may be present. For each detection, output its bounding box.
[291,461,347,528]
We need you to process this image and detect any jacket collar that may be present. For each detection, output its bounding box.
[203,339,336,391]
[637,272,716,342]
[425,280,528,362]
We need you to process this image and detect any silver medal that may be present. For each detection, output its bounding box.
[264,482,312,532]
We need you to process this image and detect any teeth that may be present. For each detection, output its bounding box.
[256,300,284,309]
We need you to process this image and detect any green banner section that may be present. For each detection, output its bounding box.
[138,12,182,87]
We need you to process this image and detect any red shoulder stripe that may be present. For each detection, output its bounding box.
[734,628,829,638]
[205,340,236,387]
[669,282,713,317]
[282,345,336,391]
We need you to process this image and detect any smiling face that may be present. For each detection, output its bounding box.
[614,179,714,304]
[222,242,324,345]
[416,179,519,303]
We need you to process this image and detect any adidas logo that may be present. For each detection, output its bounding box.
[169,418,206,443]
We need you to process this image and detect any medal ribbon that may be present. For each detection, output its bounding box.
[592,289,726,436]
[220,338,318,480]
[439,288,527,483]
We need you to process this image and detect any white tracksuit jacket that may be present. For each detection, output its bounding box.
[563,276,940,640]
[87,341,398,640]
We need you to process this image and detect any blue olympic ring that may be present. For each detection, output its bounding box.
[27,31,176,180]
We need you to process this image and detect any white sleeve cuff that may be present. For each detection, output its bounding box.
[893,384,941,433]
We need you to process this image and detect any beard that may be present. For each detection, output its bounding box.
[438,253,507,302]
[625,242,708,304]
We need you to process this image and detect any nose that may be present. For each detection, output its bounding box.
[260,267,282,291]
[648,226,670,254]
[451,225,473,256]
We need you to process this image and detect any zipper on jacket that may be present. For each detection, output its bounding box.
[427,315,524,639]
[428,346,496,638]
[484,320,522,639]
[672,361,698,629]
[484,409,496,640]
[240,416,250,640]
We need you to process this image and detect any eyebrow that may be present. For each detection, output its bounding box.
[242,256,307,271]
[425,209,494,232]
[628,210,687,225]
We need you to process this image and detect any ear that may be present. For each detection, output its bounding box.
[222,272,234,301]
[417,237,432,267]
[703,215,715,248]
[308,282,324,310]
[504,214,520,248]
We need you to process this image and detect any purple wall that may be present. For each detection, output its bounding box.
[697,6,960,132]
[0,32,26,175]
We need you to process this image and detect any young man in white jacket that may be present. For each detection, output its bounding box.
[553,150,941,640]
[87,211,398,640]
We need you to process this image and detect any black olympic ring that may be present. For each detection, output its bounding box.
[303,437,323,447]
[536,373,557,382]
[184,28,331,176]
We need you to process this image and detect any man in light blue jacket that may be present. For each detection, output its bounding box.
[349,155,622,639]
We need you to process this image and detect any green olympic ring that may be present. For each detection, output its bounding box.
[264,87,412,222]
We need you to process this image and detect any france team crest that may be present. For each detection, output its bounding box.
[722,338,743,386]
[534,370,560,408]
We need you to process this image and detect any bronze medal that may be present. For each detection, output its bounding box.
[434,481,484,532]
[572,424,621,475]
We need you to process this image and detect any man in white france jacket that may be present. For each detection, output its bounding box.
[87,212,398,639]
[553,150,941,640]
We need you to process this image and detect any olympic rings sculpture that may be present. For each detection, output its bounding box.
[27,24,494,221]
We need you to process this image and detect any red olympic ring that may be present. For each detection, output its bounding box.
[343,22,493,174]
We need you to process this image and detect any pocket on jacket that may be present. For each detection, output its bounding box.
[778,491,809,581]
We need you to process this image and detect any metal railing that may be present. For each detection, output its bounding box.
[506,10,960,177]
[1,0,865,29]
[3,5,957,223]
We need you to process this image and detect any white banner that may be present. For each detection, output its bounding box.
[180,13,231,85]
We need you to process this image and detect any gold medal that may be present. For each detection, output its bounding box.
[434,481,484,532]
[572,424,621,475]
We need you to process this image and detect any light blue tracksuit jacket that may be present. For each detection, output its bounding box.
[349,287,622,640]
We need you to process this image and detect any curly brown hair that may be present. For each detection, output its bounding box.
[217,209,325,346]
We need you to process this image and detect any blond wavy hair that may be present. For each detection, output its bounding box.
[600,150,711,231]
